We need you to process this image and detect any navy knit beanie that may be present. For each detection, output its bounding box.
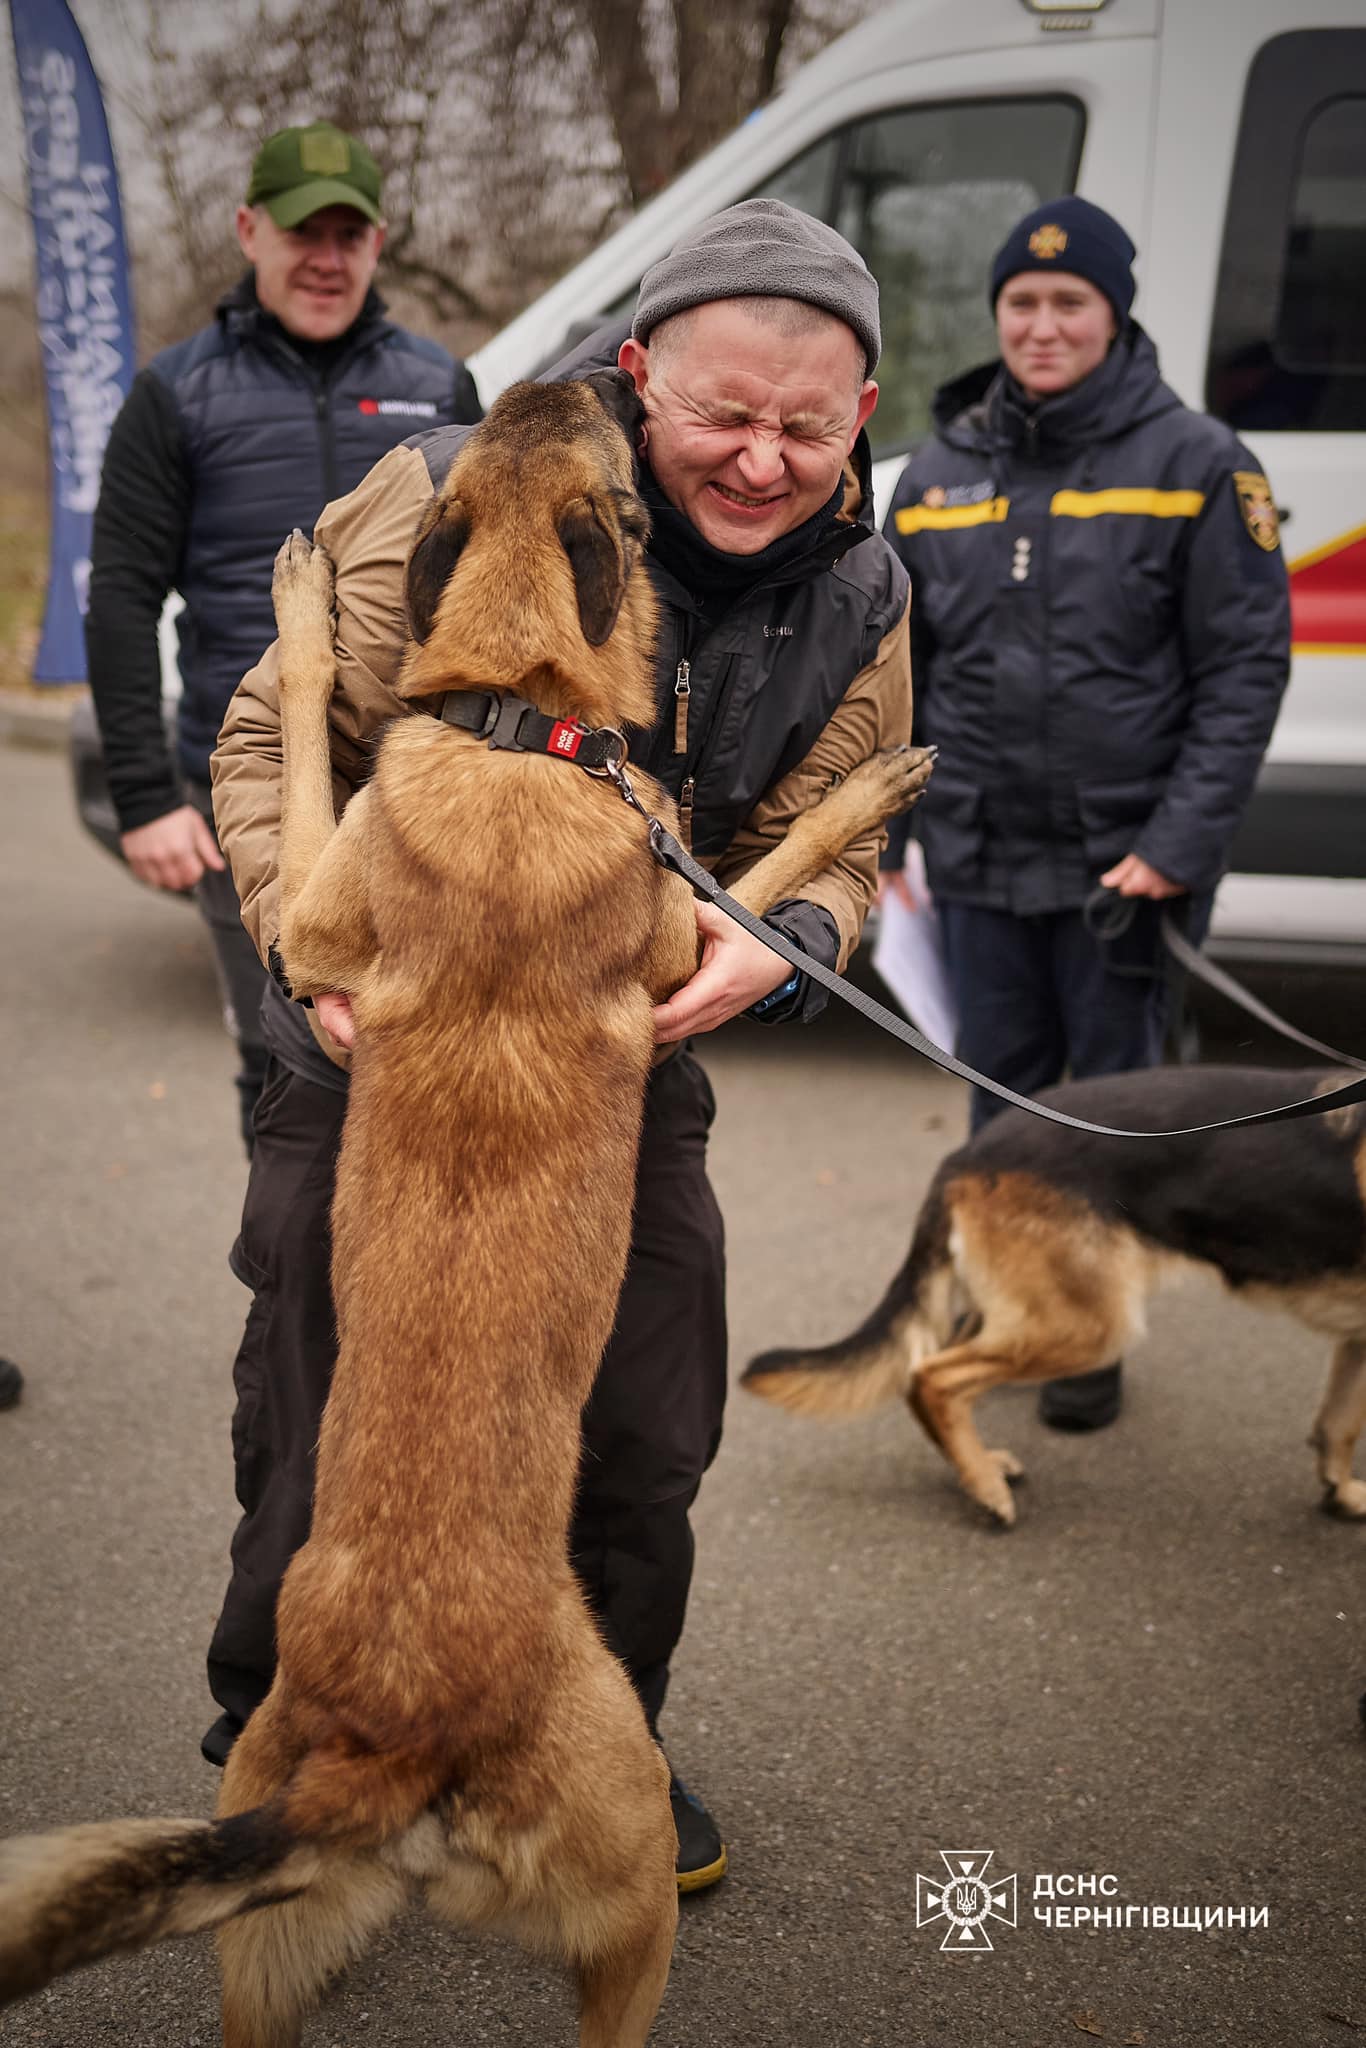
[989,197,1136,320]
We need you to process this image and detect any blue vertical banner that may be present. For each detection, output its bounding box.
[9,0,136,682]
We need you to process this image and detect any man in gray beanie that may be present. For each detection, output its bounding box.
[208,198,914,1891]
[623,199,881,560]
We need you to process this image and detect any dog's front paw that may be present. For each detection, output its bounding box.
[848,743,936,822]
[272,529,336,636]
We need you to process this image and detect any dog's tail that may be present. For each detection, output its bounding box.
[0,1741,444,2007]
[0,1806,320,2004]
[742,1178,962,1419]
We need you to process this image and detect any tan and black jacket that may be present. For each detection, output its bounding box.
[212,418,911,1081]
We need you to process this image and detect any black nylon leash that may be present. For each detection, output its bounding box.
[435,687,1366,1137]
[1083,883,1366,1072]
[645,822,1366,1138]
[1159,912,1366,1072]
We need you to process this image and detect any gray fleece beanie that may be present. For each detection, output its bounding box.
[632,199,881,373]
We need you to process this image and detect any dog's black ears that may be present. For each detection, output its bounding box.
[583,367,647,453]
[557,495,631,648]
[405,497,470,644]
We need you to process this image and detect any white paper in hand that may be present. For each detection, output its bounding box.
[871,843,959,1052]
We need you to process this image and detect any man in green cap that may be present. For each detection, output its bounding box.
[86,123,481,1152]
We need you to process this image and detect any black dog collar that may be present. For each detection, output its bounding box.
[438,688,627,771]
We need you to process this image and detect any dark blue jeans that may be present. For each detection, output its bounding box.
[938,895,1210,1134]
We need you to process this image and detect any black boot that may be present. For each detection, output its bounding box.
[0,1359,24,1411]
[667,1766,728,1893]
[1039,1361,1123,1432]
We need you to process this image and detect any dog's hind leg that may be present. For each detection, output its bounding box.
[560,1685,678,2048]
[914,1300,1132,1527]
[433,1649,677,2048]
[909,1187,1143,1524]
[1310,1337,1366,1518]
[908,1343,1032,1526]
[575,1907,677,2048]
[215,1696,405,2048]
[218,1852,406,2048]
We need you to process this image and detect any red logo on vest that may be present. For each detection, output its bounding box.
[358,399,380,415]
[549,721,583,757]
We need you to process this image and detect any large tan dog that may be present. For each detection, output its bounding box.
[745,1063,1366,1528]
[0,372,930,2043]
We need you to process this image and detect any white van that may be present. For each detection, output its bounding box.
[469,0,1366,964]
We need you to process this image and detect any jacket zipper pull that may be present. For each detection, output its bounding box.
[679,775,695,850]
[673,660,691,753]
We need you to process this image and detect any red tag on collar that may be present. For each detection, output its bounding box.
[548,720,584,758]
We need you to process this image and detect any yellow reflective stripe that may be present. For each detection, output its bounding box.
[1050,488,1205,520]
[894,496,1010,534]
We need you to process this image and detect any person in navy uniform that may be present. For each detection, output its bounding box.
[86,122,481,1152]
[882,196,1290,1429]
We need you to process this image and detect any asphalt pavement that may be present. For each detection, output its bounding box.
[1,733,1363,2047]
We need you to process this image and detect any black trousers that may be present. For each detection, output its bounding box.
[937,896,1211,1133]
[206,1049,727,1737]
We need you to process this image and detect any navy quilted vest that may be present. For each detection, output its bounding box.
[151,282,463,781]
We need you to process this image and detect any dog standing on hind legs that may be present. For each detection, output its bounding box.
[744,1064,1366,1528]
[0,373,931,2043]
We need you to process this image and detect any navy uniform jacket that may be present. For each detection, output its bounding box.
[884,324,1290,913]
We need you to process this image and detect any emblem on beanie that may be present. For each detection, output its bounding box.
[1028,224,1069,260]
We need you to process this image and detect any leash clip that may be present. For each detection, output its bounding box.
[578,725,628,780]
[581,728,649,818]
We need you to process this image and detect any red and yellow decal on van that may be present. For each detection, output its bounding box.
[1288,520,1366,655]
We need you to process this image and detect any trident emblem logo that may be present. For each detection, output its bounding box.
[915,1850,1018,1951]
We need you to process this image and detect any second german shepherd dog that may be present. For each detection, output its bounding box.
[744,1064,1366,1528]
[0,372,930,2043]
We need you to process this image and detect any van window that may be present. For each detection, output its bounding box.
[1207,29,1366,431]
[756,134,840,221]
[751,98,1084,456]
[1276,99,1366,374]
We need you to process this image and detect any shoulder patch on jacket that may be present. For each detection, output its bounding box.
[1234,471,1281,552]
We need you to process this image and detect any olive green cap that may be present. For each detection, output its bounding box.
[245,122,382,229]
